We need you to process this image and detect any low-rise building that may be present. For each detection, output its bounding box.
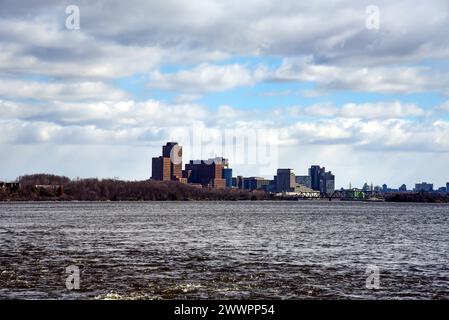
[294,184,321,198]
[414,182,434,192]
[232,176,244,189]
[277,185,320,198]
[0,182,20,192]
[243,177,270,191]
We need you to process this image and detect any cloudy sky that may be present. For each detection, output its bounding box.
[1,0,449,188]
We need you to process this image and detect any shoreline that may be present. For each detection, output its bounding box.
[1,198,448,204]
[3,174,449,203]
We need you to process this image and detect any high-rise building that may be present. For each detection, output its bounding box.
[163,142,183,180]
[308,165,335,195]
[446,182,449,192]
[399,184,407,192]
[276,169,295,193]
[321,171,335,195]
[184,158,226,189]
[151,156,171,181]
[309,165,322,191]
[151,142,184,182]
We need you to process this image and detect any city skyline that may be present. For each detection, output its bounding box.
[2,1,449,188]
[2,139,448,191]
[148,141,448,194]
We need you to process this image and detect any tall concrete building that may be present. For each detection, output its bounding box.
[321,171,335,195]
[308,165,335,195]
[309,165,322,191]
[151,156,171,181]
[163,142,183,180]
[276,169,295,193]
[151,142,185,182]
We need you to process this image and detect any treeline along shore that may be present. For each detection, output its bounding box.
[1,174,270,201]
[1,174,449,202]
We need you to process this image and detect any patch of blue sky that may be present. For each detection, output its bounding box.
[21,74,54,83]
[198,79,445,111]
[112,55,446,112]
[417,59,449,69]
[0,73,53,86]
[112,74,175,102]
[155,55,282,76]
[197,81,309,109]
[215,55,283,68]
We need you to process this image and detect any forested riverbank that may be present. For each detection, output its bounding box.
[1,174,270,201]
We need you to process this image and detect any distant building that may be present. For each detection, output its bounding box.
[184,158,226,189]
[399,184,407,192]
[276,169,296,193]
[264,179,277,193]
[0,182,20,192]
[296,175,311,188]
[381,184,399,193]
[447,182,449,192]
[414,182,433,192]
[151,156,171,181]
[151,142,184,182]
[309,166,321,191]
[232,176,244,189]
[345,188,366,200]
[222,168,233,188]
[293,185,320,198]
[362,183,371,192]
[243,177,270,191]
[308,165,335,195]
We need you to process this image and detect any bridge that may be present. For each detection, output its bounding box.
[328,189,384,201]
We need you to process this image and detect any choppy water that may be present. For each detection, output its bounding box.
[0,201,448,299]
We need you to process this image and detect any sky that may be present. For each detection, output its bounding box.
[1,0,449,188]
